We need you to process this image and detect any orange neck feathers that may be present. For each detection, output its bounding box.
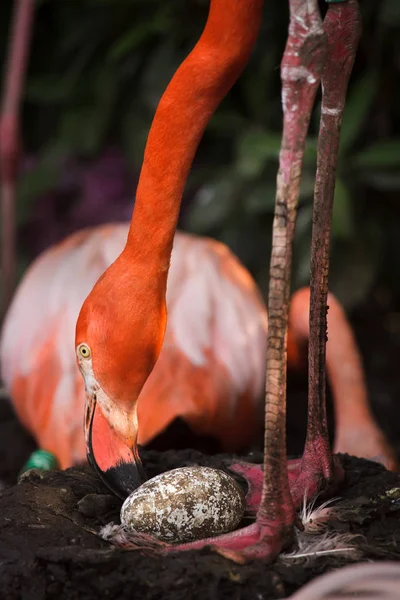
[126,0,263,277]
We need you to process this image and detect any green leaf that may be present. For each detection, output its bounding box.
[107,7,172,62]
[340,72,378,154]
[295,203,313,239]
[293,204,313,288]
[56,68,117,156]
[187,178,237,233]
[242,53,276,122]
[380,0,400,26]
[362,172,400,191]
[330,228,381,311]
[16,255,31,285]
[303,137,318,167]
[17,147,64,225]
[141,41,177,109]
[332,179,353,239]
[352,139,400,169]
[236,130,281,178]
[121,106,151,166]
[299,171,316,199]
[108,27,154,62]
[25,77,74,104]
[58,108,100,155]
[209,111,248,134]
[245,183,276,215]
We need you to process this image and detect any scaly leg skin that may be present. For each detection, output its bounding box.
[103,0,326,562]
[227,459,301,516]
[108,3,359,564]
[290,0,362,508]
[227,455,341,517]
[171,0,328,563]
[173,2,361,560]
[228,0,362,522]
[173,482,297,565]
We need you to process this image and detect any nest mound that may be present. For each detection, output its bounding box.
[1,449,400,600]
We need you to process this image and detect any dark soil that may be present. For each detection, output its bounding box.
[1,449,400,600]
[1,289,400,599]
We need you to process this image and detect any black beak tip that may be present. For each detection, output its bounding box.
[103,460,148,499]
[85,400,147,499]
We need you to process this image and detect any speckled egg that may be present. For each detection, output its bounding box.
[120,466,245,543]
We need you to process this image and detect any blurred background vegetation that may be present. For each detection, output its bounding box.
[1,0,400,312]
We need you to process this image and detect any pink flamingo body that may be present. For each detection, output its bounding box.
[1,225,266,468]
[1,223,395,471]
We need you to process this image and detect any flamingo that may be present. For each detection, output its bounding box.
[1,225,267,467]
[0,0,395,561]
[2,221,395,470]
[0,0,395,476]
[71,0,366,561]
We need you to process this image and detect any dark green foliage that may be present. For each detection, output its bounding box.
[1,0,400,308]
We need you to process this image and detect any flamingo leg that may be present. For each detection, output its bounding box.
[111,1,327,561]
[171,0,328,561]
[0,0,35,321]
[102,1,362,563]
[290,0,362,506]
[219,0,362,524]
[173,1,361,561]
[227,459,302,517]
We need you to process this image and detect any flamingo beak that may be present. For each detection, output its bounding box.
[84,389,147,499]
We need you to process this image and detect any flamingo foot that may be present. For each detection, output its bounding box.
[227,452,344,515]
[227,461,265,515]
[104,462,299,564]
[172,510,297,564]
[103,494,298,564]
[290,443,344,508]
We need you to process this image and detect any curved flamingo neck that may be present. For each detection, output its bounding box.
[126,0,263,273]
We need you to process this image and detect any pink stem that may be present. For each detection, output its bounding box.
[0,0,35,321]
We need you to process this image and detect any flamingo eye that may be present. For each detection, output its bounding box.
[77,343,92,359]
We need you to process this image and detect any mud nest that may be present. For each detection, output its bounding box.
[0,448,400,600]
[2,299,400,599]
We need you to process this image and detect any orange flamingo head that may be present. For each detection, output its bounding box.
[75,251,167,498]
[74,0,264,497]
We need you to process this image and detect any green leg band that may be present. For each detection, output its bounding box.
[20,449,59,475]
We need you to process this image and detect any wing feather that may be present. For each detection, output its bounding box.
[1,226,268,463]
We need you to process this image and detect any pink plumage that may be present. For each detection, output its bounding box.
[1,223,396,471]
[0,225,267,468]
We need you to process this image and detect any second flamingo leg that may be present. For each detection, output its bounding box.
[227,0,363,517]
[290,0,362,507]
[169,0,328,561]
[107,1,359,563]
